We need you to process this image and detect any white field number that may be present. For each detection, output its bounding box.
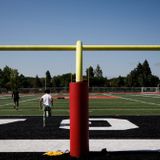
[60,118,139,130]
[0,118,139,131]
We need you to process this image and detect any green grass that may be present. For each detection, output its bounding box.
[0,93,160,116]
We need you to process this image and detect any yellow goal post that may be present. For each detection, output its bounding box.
[0,41,160,83]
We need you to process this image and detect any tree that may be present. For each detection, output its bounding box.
[147,75,159,87]
[45,70,52,88]
[94,64,103,78]
[52,76,61,88]
[127,68,141,87]
[142,60,152,86]
[10,69,19,90]
[2,66,12,89]
[86,66,94,79]
[0,69,3,87]
[86,66,94,87]
[126,60,159,87]
[34,75,42,88]
[19,74,30,88]
[117,76,125,87]
[142,60,151,76]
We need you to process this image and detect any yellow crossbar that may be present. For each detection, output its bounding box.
[83,45,160,51]
[0,45,76,51]
[0,45,160,51]
[0,42,160,82]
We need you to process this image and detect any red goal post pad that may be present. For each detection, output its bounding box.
[69,81,89,158]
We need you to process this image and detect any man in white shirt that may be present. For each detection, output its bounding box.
[40,89,53,118]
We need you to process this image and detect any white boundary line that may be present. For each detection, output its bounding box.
[130,94,160,99]
[89,108,160,110]
[119,96,160,106]
[0,139,160,152]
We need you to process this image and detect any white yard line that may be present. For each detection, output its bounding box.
[119,96,160,106]
[0,119,26,125]
[0,96,11,100]
[20,97,39,103]
[0,95,38,99]
[0,102,15,107]
[0,98,39,107]
[0,139,160,152]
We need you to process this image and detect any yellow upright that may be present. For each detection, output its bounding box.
[76,41,83,82]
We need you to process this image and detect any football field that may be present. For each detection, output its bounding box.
[0,93,160,160]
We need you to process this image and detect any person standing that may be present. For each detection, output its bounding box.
[40,89,53,127]
[12,89,20,110]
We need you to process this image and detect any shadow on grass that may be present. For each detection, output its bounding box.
[0,150,160,160]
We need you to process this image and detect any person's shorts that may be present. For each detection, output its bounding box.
[43,105,51,112]
[14,98,19,102]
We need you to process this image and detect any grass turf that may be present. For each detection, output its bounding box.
[0,93,160,116]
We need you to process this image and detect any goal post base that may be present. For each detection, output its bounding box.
[69,81,89,158]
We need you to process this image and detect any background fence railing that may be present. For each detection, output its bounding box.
[1,87,159,94]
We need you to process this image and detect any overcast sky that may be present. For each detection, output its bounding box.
[0,0,160,78]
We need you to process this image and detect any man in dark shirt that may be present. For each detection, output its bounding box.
[12,90,20,110]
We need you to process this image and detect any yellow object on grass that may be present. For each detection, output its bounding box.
[43,151,64,156]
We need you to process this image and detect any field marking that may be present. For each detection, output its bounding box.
[0,119,26,125]
[130,94,160,99]
[0,95,38,99]
[60,118,138,130]
[89,108,160,110]
[119,96,160,106]
[0,97,39,107]
[1,139,160,152]
[0,96,11,100]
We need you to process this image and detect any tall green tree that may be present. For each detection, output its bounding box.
[3,66,12,89]
[86,66,94,79]
[143,60,151,76]
[45,70,52,88]
[127,60,159,87]
[19,74,31,88]
[10,69,19,90]
[142,60,152,86]
[94,64,103,78]
[34,75,42,88]
[86,66,94,87]
[0,69,3,87]
[136,63,144,86]
[52,76,61,87]
[117,76,125,87]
